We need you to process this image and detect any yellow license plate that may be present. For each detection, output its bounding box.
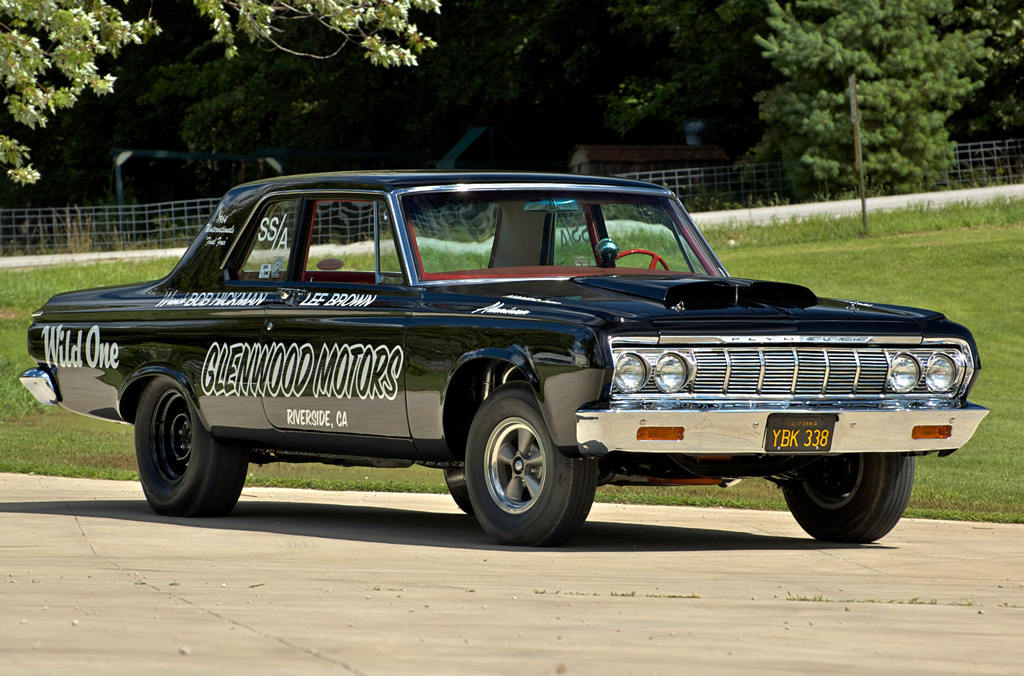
[764,414,837,452]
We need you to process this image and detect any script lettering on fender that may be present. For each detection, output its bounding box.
[471,301,530,316]
[201,341,403,401]
[156,290,269,308]
[41,325,120,370]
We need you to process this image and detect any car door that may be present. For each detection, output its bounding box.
[260,194,416,447]
[194,197,303,436]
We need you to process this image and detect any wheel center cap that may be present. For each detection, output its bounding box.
[512,457,526,474]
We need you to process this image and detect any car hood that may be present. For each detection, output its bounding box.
[433,274,943,338]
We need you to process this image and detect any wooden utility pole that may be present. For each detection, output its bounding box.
[849,74,868,234]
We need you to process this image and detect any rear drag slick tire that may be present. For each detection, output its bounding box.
[134,379,248,517]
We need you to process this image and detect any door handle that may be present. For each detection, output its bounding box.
[276,288,308,306]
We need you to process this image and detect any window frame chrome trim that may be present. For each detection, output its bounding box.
[219,188,414,287]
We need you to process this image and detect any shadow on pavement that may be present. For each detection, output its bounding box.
[0,496,888,553]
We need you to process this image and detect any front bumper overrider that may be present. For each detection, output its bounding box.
[575,401,989,456]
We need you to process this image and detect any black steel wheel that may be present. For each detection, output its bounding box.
[465,383,597,546]
[443,467,474,515]
[134,379,248,517]
[782,453,915,543]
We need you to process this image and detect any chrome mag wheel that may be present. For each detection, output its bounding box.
[484,417,547,514]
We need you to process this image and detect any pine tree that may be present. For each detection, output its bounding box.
[755,0,987,197]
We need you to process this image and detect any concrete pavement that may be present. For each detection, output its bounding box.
[1,473,1022,675]
[0,247,187,269]
[689,183,1024,228]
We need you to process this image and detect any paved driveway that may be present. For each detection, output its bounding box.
[1,473,1021,675]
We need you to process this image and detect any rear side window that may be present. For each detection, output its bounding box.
[305,200,376,278]
[235,200,300,281]
[302,199,401,284]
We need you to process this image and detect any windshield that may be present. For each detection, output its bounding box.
[400,189,721,281]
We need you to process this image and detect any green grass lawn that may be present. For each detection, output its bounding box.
[1,198,1022,521]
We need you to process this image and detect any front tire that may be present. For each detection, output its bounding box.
[465,384,597,546]
[134,379,248,517]
[443,467,474,515]
[783,453,915,543]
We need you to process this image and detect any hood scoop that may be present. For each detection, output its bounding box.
[574,276,818,311]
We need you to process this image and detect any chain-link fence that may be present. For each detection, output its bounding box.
[617,162,789,211]
[3,138,1023,255]
[0,198,221,256]
[942,138,1024,188]
[618,138,1024,211]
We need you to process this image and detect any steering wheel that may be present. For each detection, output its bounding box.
[616,249,670,270]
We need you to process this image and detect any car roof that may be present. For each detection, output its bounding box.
[232,170,672,195]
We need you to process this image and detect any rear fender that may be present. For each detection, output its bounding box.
[119,366,204,428]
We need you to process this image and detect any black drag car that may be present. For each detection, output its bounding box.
[21,172,988,546]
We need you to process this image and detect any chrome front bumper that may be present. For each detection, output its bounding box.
[575,402,989,456]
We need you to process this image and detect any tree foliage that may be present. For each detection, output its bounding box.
[0,0,439,185]
[2,0,647,203]
[947,0,1024,136]
[755,0,988,197]
[603,0,778,156]
[2,1,1021,204]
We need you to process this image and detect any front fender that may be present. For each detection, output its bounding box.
[446,346,540,392]
[536,366,607,452]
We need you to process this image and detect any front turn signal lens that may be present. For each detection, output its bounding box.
[637,426,685,441]
[912,425,952,440]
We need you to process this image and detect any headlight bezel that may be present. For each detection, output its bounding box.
[923,352,960,393]
[613,352,649,393]
[653,352,690,393]
[887,352,922,394]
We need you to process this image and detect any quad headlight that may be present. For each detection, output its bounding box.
[924,353,957,393]
[888,353,921,393]
[613,353,648,393]
[887,351,964,394]
[653,352,689,393]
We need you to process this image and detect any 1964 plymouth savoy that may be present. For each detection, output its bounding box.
[21,172,988,545]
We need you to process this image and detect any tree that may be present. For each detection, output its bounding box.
[603,0,779,157]
[0,0,439,185]
[947,0,1024,137]
[1,0,656,205]
[755,0,987,197]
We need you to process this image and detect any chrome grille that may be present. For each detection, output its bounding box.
[618,344,968,400]
[726,350,761,394]
[692,351,727,394]
[856,351,889,391]
[761,350,796,394]
[794,350,827,395]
